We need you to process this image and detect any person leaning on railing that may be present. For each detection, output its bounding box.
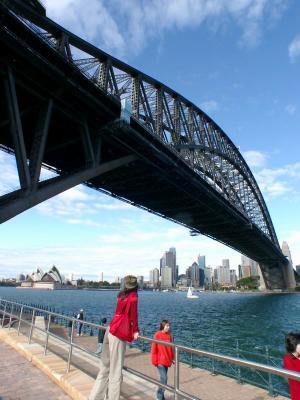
[284,332,300,400]
[89,275,139,400]
[151,320,174,400]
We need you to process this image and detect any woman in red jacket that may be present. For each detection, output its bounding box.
[89,275,139,400]
[284,332,300,400]
[151,320,174,400]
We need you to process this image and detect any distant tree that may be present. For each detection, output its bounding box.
[236,276,259,290]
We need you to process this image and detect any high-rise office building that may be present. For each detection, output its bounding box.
[222,259,230,268]
[230,269,237,285]
[149,268,159,288]
[204,267,213,288]
[160,247,177,286]
[216,265,230,285]
[190,262,200,287]
[241,256,258,276]
[198,255,206,286]
[161,266,172,288]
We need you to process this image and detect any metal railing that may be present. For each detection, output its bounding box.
[1,298,300,400]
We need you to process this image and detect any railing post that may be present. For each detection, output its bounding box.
[28,310,36,344]
[190,335,194,368]
[67,319,75,373]
[1,301,7,327]
[236,339,242,384]
[8,303,14,330]
[211,338,216,375]
[174,346,180,400]
[266,346,275,397]
[44,315,51,355]
[17,305,24,335]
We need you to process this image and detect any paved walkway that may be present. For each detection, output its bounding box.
[0,341,70,400]
[0,321,290,400]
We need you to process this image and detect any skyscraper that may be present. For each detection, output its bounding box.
[198,255,206,287]
[160,247,177,286]
[222,259,230,268]
[190,262,200,287]
[216,265,230,285]
[149,268,159,288]
[241,256,258,276]
[161,266,172,288]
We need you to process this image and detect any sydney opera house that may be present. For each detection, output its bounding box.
[20,266,68,290]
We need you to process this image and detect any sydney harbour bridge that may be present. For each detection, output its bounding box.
[0,0,295,290]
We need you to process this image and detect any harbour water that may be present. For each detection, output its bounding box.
[1,287,299,396]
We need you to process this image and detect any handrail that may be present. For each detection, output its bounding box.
[1,298,299,400]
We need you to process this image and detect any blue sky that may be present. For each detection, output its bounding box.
[1,0,300,280]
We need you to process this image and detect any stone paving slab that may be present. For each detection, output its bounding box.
[0,341,70,400]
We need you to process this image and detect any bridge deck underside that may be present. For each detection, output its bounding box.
[0,6,287,286]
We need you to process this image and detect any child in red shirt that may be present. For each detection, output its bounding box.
[151,320,174,400]
[283,332,300,400]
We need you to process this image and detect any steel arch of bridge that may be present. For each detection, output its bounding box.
[0,0,294,290]
[5,0,278,247]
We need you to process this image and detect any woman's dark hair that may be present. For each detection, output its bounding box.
[160,319,170,331]
[118,286,138,299]
[285,332,300,354]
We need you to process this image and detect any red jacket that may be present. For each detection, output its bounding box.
[109,291,139,342]
[284,354,300,400]
[151,331,174,367]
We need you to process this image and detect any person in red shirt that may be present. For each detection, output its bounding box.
[283,332,300,400]
[151,320,174,400]
[89,275,139,400]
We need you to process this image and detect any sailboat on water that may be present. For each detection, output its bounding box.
[187,286,199,299]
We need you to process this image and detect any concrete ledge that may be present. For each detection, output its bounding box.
[0,327,93,400]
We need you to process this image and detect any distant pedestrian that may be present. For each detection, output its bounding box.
[284,332,300,400]
[89,275,139,400]
[68,314,77,337]
[96,318,107,355]
[77,309,84,336]
[151,320,174,400]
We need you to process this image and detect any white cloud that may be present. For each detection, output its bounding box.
[42,0,289,58]
[288,35,300,63]
[255,162,300,198]
[243,150,268,168]
[200,99,219,113]
[285,104,296,115]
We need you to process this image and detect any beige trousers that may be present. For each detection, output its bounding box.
[89,331,126,400]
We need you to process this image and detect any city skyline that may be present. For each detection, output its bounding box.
[1,0,300,279]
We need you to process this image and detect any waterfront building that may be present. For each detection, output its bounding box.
[230,269,237,286]
[241,256,258,276]
[149,268,159,288]
[190,262,200,287]
[204,266,213,288]
[216,265,230,285]
[161,266,172,288]
[240,265,251,278]
[160,247,177,286]
[21,266,67,290]
[198,255,206,286]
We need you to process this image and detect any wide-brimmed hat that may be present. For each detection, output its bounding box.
[124,275,138,289]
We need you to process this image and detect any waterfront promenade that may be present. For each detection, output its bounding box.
[0,324,289,400]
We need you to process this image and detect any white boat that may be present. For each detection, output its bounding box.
[187,286,199,299]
